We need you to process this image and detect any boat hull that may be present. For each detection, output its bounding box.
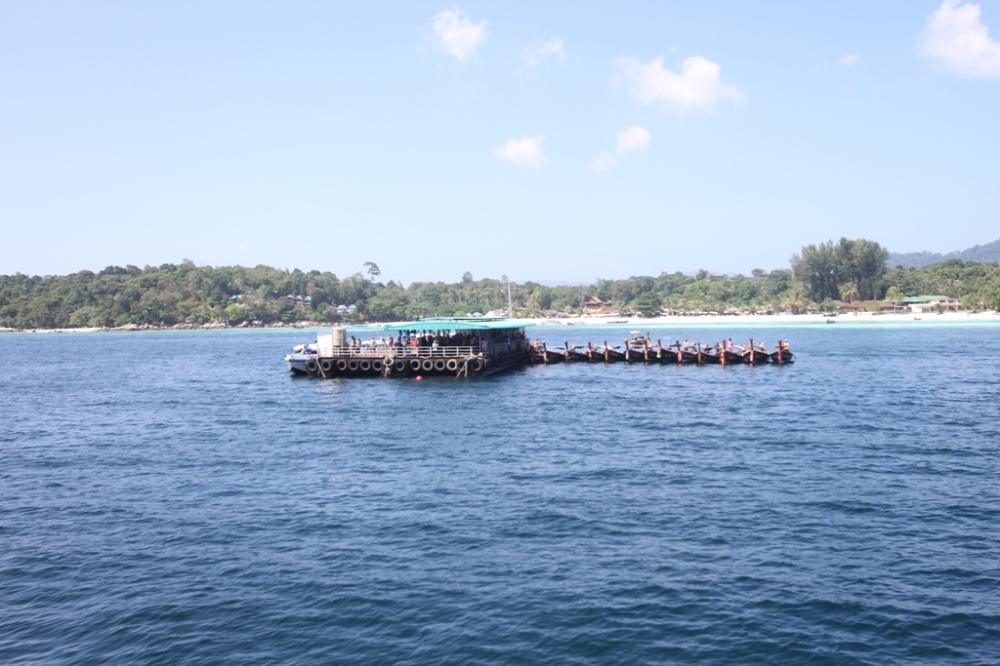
[771,350,795,364]
[600,349,627,363]
[531,349,566,364]
[624,348,653,363]
[289,351,526,378]
[719,351,742,365]
[740,350,772,365]
[660,348,699,364]
[697,350,720,364]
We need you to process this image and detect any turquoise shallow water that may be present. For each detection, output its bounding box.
[1,325,999,664]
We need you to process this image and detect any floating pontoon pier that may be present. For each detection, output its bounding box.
[285,317,531,378]
[285,318,794,379]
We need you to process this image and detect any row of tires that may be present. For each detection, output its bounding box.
[304,357,484,375]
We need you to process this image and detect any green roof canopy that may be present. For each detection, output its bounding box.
[902,295,951,303]
[356,317,534,332]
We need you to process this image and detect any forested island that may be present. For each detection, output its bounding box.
[2,238,999,330]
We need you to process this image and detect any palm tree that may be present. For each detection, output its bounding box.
[839,282,860,303]
[885,286,904,304]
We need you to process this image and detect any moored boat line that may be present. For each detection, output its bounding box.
[531,336,793,366]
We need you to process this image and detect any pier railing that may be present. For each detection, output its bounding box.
[319,345,481,358]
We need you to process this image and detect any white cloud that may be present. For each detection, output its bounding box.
[496,136,546,169]
[523,37,566,72]
[591,152,616,172]
[616,125,652,155]
[837,53,863,66]
[429,7,488,60]
[614,55,743,111]
[919,0,1000,77]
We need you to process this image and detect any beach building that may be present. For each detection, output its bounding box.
[583,296,614,311]
[903,295,961,313]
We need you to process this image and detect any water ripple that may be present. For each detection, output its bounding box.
[1,326,999,664]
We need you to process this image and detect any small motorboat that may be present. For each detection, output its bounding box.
[285,340,319,374]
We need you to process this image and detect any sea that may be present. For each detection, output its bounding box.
[1,323,998,664]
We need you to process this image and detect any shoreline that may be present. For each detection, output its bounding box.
[3,310,1000,334]
[528,311,1000,327]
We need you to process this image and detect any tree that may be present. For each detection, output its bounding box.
[462,271,473,283]
[792,238,888,302]
[983,275,1000,310]
[363,261,381,280]
[885,286,904,304]
[632,292,662,317]
[792,241,840,302]
[839,282,860,303]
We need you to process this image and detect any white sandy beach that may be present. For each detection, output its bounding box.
[4,310,999,335]
[522,311,1000,327]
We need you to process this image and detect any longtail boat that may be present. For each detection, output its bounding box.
[624,336,653,363]
[737,338,771,365]
[739,347,771,365]
[664,341,697,364]
[564,342,594,363]
[772,340,795,364]
[584,342,605,362]
[600,341,627,363]
[718,347,742,365]
[531,341,566,364]
[697,345,720,364]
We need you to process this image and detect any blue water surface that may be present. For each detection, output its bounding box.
[1,324,999,664]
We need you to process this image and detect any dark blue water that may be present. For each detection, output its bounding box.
[2,324,999,664]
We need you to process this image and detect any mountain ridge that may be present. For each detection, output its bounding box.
[888,238,1000,269]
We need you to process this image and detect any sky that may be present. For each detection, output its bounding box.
[2,1,999,284]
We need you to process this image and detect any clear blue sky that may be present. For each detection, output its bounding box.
[2,1,999,283]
